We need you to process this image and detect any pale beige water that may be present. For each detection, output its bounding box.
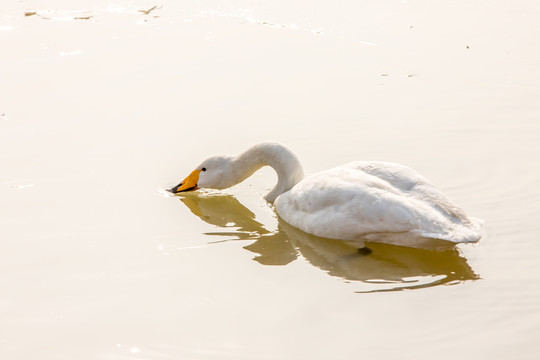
[1,0,540,359]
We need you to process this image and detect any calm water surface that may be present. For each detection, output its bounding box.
[1,1,540,359]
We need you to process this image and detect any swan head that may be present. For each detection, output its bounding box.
[168,155,234,193]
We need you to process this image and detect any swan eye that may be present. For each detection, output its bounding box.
[201,167,206,171]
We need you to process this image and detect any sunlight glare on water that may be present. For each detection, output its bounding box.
[1,0,540,359]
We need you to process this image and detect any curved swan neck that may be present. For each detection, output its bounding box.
[232,143,304,203]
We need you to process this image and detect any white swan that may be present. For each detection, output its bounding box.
[169,142,482,248]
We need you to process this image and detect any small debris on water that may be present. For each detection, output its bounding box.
[358,247,373,255]
[23,10,93,20]
[138,5,162,15]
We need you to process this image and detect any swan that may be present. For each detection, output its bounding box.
[169,142,482,248]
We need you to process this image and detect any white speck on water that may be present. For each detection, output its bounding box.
[130,347,140,353]
[60,49,81,57]
[11,183,35,190]
[0,26,17,31]
[102,5,135,14]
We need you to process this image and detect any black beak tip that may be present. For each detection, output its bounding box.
[168,183,182,193]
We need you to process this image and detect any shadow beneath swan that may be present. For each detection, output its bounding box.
[177,193,479,292]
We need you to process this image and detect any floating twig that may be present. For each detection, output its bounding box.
[138,5,162,15]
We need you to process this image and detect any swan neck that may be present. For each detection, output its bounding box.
[232,143,304,203]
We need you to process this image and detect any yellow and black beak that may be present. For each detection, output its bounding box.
[168,169,201,193]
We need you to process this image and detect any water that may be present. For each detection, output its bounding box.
[1,1,540,359]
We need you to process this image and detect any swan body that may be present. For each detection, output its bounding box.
[170,142,482,246]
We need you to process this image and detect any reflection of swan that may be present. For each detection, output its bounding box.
[179,194,297,265]
[170,143,482,249]
[177,193,478,292]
